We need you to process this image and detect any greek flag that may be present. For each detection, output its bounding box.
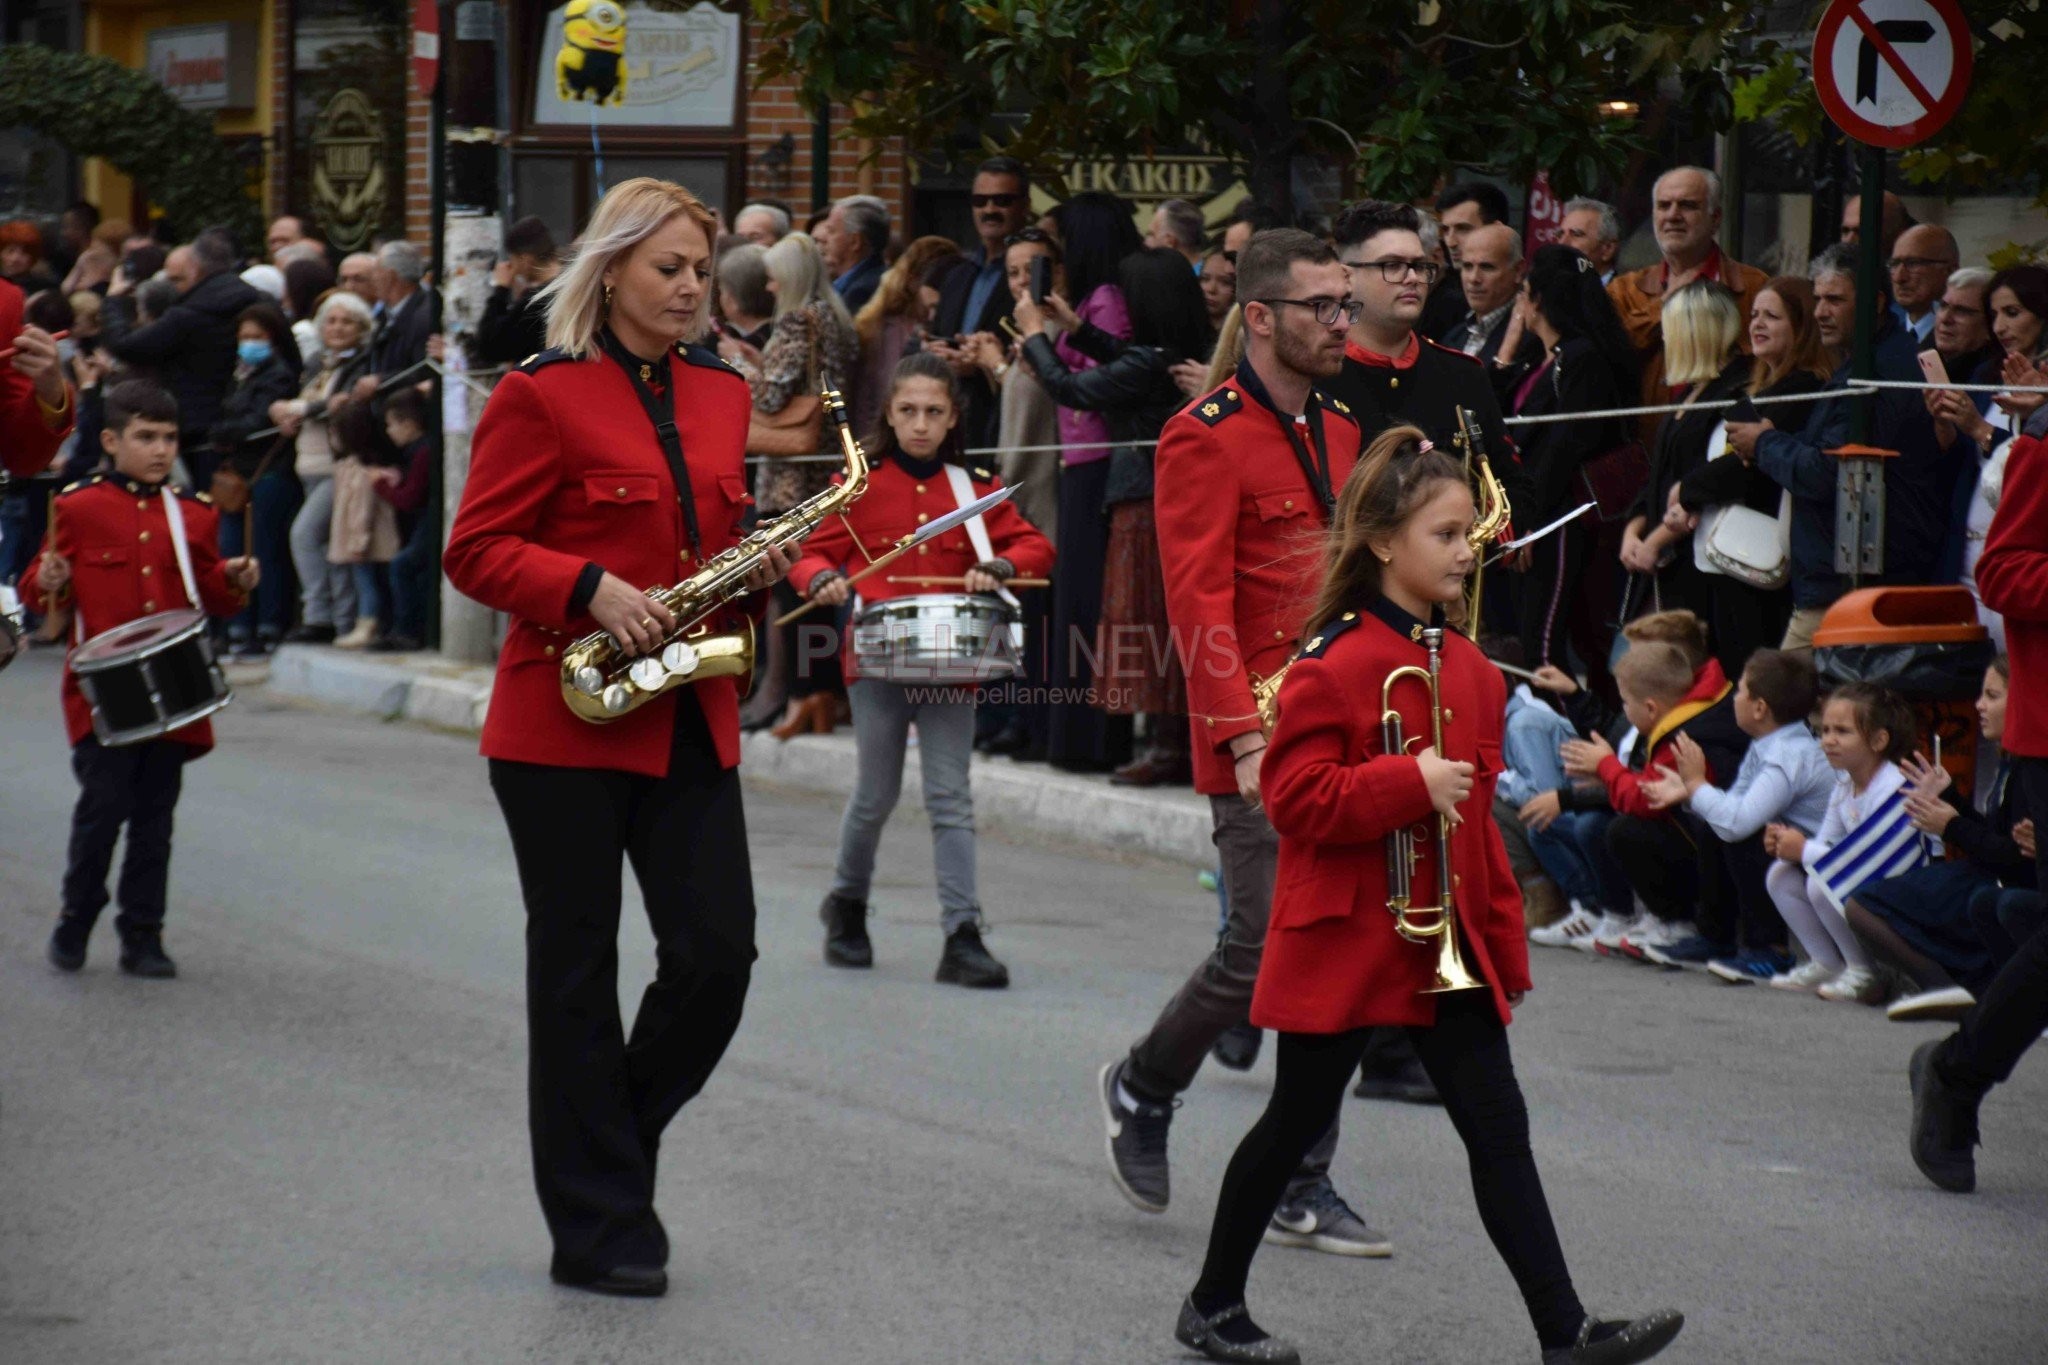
[1812,789,1932,912]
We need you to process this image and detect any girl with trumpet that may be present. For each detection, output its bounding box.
[1173,425,1684,1365]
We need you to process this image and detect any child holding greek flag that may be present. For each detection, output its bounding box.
[1763,682,1927,1005]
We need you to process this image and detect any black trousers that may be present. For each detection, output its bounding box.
[1941,756,2048,1095]
[1605,812,1700,924]
[488,695,758,1278]
[1193,992,1585,1351]
[1713,830,1788,950]
[63,735,187,937]
[1046,458,1131,771]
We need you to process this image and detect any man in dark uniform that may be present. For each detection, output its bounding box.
[927,156,1032,450]
[1323,198,1534,1106]
[1098,228,1390,1260]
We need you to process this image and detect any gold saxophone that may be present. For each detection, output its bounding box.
[560,382,869,721]
[1248,409,1512,735]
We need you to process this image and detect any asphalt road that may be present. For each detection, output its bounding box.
[2,650,2044,1365]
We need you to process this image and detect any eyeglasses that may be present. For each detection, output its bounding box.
[1888,257,1956,272]
[1257,297,1363,327]
[971,192,1023,209]
[1341,257,1444,285]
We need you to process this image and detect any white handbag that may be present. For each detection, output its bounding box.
[1691,423,1792,590]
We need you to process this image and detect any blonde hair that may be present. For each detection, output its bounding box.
[763,231,854,336]
[1621,609,1710,670]
[1614,641,1695,703]
[1660,280,1743,387]
[1202,303,1244,390]
[538,177,718,357]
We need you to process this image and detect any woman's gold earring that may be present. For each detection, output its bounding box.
[1377,553,1392,564]
[603,284,614,311]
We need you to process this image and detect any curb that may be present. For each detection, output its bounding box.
[261,646,1214,868]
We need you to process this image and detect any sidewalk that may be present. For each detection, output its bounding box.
[259,645,1217,868]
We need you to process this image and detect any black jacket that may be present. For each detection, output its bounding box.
[370,287,440,380]
[206,354,304,476]
[1638,356,1751,525]
[1949,764,2038,890]
[1679,368,1826,517]
[930,251,1014,450]
[1515,336,1629,524]
[103,270,265,434]
[474,285,548,367]
[1019,323,1184,505]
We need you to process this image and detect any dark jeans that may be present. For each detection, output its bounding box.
[388,511,435,641]
[1531,808,1628,912]
[1193,992,1585,1351]
[1606,811,1709,925]
[1940,756,2048,1096]
[63,736,188,937]
[1126,793,1336,1200]
[1968,886,2045,985]
[219,470,303,641]
[487,694,758,1278]
[1714,831,1787,949]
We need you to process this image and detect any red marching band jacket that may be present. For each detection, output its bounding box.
[788,450,1053,681]
[443,343,759,778]
[20,474,245,753]
[1,278,74,478]
[1252,600,1533,1032]
[1153,368,1363,795]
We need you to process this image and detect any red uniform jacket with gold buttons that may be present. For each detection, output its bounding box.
[1251,598,1532,1031]
[789,450,1053,681]
[1,278,74,478]
[1154,360,1362,795]
[19,474,244,752]
[443,343,757,778]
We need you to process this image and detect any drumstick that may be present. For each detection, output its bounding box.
[0,329,69,363]
[886,575,1050,588]
[773,540,917,626]
[1487,658,1541,682]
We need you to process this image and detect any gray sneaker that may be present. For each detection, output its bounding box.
[1098,1058,1174,1213]
[1263,1179,1393,1257]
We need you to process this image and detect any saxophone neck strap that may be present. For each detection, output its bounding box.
[598,328,703,556]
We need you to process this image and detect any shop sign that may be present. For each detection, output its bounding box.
[310,89,390,253]
[146,22,258,111]
[531,1,741,129]
[1053,153,1248,228]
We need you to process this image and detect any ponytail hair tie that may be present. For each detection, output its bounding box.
[1416,438,1434,454]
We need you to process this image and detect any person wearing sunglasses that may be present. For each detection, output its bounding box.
[926,156,1034,450]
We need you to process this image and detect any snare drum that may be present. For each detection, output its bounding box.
[71,610,233,746]
[852,592,1020,684]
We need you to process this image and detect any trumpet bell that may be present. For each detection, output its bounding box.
[1420,925,1488,995]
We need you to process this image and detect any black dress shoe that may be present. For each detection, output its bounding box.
[551,1263,668,1297]
[1211,1022,1263,1071]
[118,935,178,979]
[1910,1038,1980,1193]
[1541,1309,1684,1364]
[367,633,421,653]
[284,623,336,645]
[48,917,90,972]
[820,892,873,968]
[936,922,1009,988]
[981,721,1030,756]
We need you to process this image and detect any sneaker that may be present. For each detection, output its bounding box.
[1541,1309,1686,1364]
[47,915,90,972]
[1908,1038,1979,1193]
[819,892,872,969]
[1705,949,1795,985]
[1642,931,1729,969]
[1767,959,1839,992]
[1262,1180,1393,1258]
[1616,915,1684,962]
[1211,1022,1262,1072]
[1817,965,1885,1004]
[1173,1296,1302,1364]
[1098,1059,1175,1213]
[1530,904,1598,948]
[1888,985,1977,1023]
[1587,911,1644,957]
[935,921,1008,988]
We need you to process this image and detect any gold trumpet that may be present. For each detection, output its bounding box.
[559,381,870,721]
[1381,625,1486,994]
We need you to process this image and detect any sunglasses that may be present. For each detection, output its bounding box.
[1004,227,1055,247]
[971,193,1023,209]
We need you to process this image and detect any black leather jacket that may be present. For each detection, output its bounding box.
[1020,323,1187,506]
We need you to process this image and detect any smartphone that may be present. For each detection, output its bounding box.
[1726,393,1762,425]
[1917,348,1949,388]
[1029,256,1052,305]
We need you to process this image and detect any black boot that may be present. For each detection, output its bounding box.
[820,893,873,968]
[1910,1038,1982,1193]
[48,915,91,972]
[1211,1022,1263,1071]
[118,931,178,979]
[936,921,1009,989]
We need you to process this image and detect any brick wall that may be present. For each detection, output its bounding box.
[742,17,912,231]
[405,70,434,245]
[268,0,289,217]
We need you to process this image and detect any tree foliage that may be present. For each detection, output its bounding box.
[752,0,1758,207]
[0,46,262,247]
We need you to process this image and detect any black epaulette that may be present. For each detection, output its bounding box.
[1190,384,1242,427]
[675,341,745,377]
[1422,336,1486,368]
[1298,609,1365,659]
[58,473,105,497]
[1315,390,1358,425]
[516,347,575,374]
[173,485,212,505]
[965,460,998,483]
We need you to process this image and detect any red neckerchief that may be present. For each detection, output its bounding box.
[1344,333,1421,370]
[1659,244,1725,292]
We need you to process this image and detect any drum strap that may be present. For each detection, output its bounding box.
[942,465,1020,612]
[160,489,203,612]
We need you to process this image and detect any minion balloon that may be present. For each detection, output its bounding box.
[556,0,628,107]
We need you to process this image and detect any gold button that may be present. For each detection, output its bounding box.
[139,531,151,543]
[680,550,691,562]
[916,512,929,524]
[1389,377,1400,390]
[1342,611,1356,620]
[917,545,929,556]
[544,645,557,657]
[1453,873,1462,887]
[915,483,927,494]
[137,500,148,510]
[143,599,156,611]
[616,486,628,497]
[1273,629,1284,639]
[1442,708,1454,722]
[140,565,152,576]
[1226,390,1238,399]
[1206,716,1216,727]
[1283,499,1293,510]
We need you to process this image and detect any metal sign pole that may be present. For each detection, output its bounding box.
[1850,142,1884,446]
